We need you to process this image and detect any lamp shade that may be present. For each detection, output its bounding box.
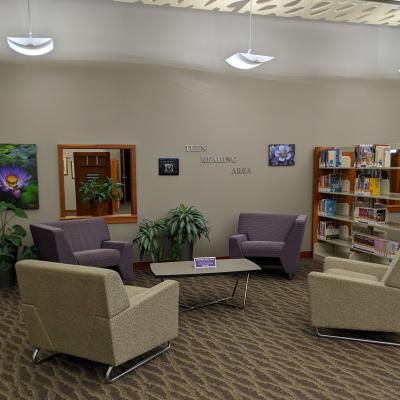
[7,36,53,56]
[225,52,274,70]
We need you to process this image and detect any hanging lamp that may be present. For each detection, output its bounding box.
[7,0,54,56]
[226,0,274,70]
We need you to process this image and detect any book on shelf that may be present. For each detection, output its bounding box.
[336,202,350,216]
[352,233,399,258]
[319,199,336,216]
[354,144,391,168]
[375,145,391,168]
[319,148,342,168]
[370,178,381,196]
[319,174,342,192]
[318,221,340,240]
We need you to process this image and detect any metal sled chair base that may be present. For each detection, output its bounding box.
[32,348,59,364]
[105,342,171,383]
[316,328,400,346]
[32,342,171,383]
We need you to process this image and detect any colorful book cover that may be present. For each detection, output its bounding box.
[370,178,381,196]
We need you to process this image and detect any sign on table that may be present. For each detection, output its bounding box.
[194,257,217,269]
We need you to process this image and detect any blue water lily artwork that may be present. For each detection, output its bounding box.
[268,144,295,166]
[0,144,39,209]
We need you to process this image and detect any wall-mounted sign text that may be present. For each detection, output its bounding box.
[232,167,251,174]
[185,145,207,152]
[201,156,238,164]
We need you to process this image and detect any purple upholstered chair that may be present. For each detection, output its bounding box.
[30,218,133,280]
[229,213,307,277]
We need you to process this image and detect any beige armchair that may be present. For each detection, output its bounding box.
[16,260,179,382]
[308,253,400,346]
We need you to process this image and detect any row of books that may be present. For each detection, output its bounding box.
[318,221,339,240]
[352,233,399,258]
[354,206,388,224]
[319,149,342,168]
[355,145,391,168]
[354,176,382,196]
[319,174,341,192]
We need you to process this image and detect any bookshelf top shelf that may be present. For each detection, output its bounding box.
[317,145,400,151]
[320,167,400,170]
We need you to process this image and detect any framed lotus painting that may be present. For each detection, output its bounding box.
[268,144,295,166]
[0,144,39,209]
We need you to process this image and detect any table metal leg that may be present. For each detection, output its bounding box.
[179,273,251,312]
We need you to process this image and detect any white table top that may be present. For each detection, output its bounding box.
[150,258,261,278]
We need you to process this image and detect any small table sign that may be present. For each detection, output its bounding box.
[194,257,217,269]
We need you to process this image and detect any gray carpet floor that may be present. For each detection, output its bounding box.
[1,260,400,400]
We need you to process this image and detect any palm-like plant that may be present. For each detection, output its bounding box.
[133,218,167,263]
[166,204,210,261]
[79,177,123,203]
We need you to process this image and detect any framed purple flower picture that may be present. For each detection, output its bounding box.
[0,144,39,209]
[268,144,295,166]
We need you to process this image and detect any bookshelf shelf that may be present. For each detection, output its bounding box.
[318,212,400,232]
[317,236,352,248]
[313,145,400,264]
[318,231,396,259]
[318,189,400,201]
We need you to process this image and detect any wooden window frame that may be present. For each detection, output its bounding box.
[57,144,137,224]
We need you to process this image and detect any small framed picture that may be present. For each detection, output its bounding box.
[70,161,75,179]
[268,144,295,166]
[63,157,69,175]
[159,158,179,176]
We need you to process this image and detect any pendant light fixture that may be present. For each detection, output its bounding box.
[7,0,54,56]
[225,0,274,70]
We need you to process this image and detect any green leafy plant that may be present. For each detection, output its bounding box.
[133,218,167,263]
[79,177,123,203]
[166,204,210,261]
[0,201,38,272]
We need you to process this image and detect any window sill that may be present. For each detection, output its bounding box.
[60,214,138,224]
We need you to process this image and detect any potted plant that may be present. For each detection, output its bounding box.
[166,204,210,261]
[0,201,38,288]
[133,218,167,263]
[79,177,123,216]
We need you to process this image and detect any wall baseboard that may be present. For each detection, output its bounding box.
[133,252,313,270]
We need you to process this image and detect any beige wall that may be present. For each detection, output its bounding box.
[1,61,400,260]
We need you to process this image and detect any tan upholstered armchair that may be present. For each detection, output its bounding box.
[16,260,179,382]
[308,254,400,346]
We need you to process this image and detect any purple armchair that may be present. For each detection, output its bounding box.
[229,213,307,277]
[30,218,133,280]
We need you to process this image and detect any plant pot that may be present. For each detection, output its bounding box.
[90,201,109,217]
[0,268,15,289]
[181,243,194,261]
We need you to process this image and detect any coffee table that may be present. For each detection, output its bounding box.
[150,258,261,311]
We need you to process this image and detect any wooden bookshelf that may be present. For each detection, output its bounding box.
[313,145,400,263]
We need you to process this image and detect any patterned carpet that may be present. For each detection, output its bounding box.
[1,260,400,400]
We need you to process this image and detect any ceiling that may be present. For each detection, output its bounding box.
[116,0,400,27]
[0,0,400,79]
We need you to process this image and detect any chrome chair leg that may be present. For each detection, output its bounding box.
[32,348,59,364]
[105,342,171,383]
[316,328,400,346]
